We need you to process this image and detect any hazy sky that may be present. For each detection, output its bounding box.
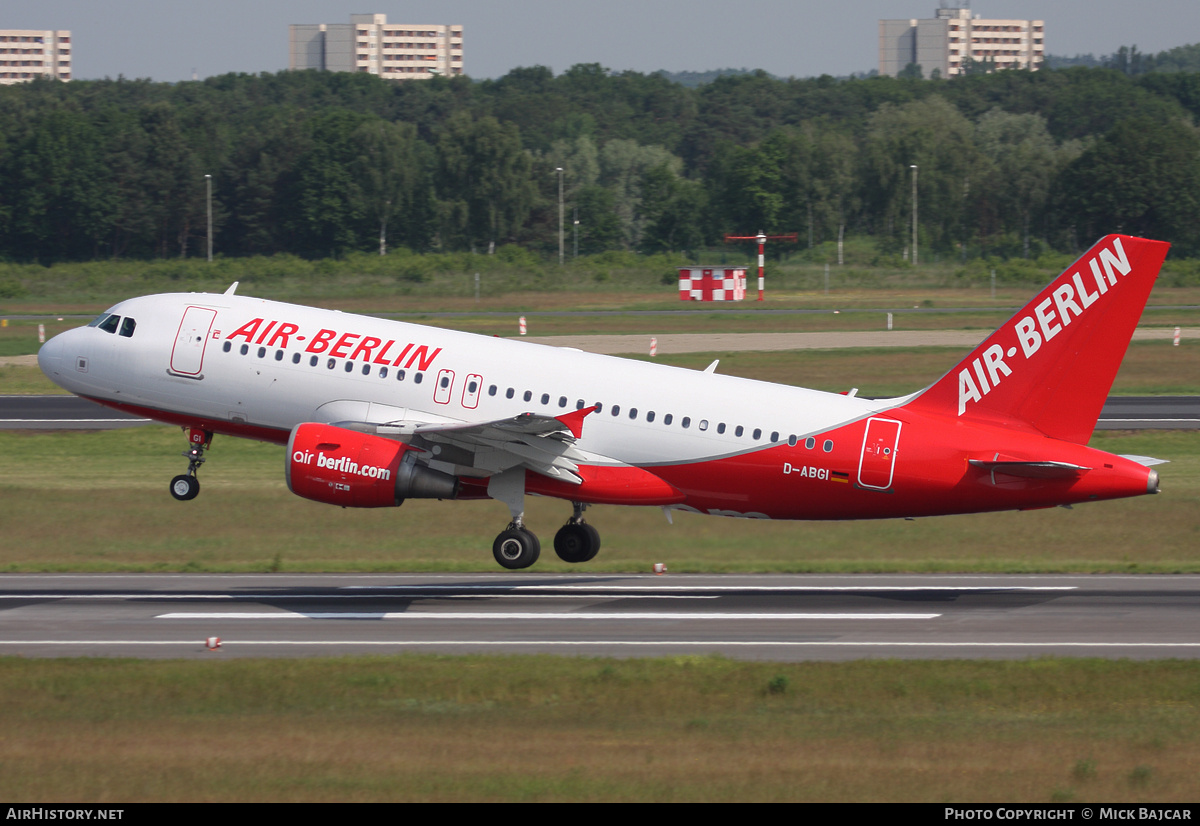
[8,1,1200,83]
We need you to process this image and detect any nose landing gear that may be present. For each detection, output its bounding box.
[169,427,212,502]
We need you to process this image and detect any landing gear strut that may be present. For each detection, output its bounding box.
[554,502,601,563]
[488,469,540,569]
[486,471,602,569]
[169,427,211,502]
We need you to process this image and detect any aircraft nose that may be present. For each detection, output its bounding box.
[37,332,64,377]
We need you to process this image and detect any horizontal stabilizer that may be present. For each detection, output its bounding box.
[968,460,1090,479]
[1119,454,1170,467]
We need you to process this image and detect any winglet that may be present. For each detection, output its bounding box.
[555,405,598,439]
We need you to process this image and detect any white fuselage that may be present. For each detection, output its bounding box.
[39,291,894,468]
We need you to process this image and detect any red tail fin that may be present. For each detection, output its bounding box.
[904,235,1169,443]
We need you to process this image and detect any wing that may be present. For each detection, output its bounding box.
[333,407,598,485]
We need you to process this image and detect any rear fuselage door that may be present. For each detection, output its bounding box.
[857,417,902,490]
[170,306,217,377]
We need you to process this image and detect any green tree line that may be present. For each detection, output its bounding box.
[3,62,1200,264]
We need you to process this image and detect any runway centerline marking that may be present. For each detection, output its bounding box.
[341,585,1077,593]
[0,593,718,601]
[154,611,942,620]
[5,640,1199,649]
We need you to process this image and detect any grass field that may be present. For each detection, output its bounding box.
[1,656,1198,802]
[0,427,1196,573]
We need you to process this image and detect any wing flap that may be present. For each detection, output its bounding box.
[331,409,597,485]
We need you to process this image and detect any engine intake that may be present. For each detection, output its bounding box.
[286,422,459,507]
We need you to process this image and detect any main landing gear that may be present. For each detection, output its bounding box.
[169,427,212,502]
[490,506,602,570]
[486,470,601,570]
[553,502,601,564]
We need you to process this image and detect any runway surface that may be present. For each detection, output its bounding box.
[3,394,1198,430]
[2,573,1198,661]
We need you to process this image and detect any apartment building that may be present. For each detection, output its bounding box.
[880,4,1043,78]
[0,28,71,84]
[290,13,462,80]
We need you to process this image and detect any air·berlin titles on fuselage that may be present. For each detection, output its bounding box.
[222,317,443,372]
[957,237,1133,416]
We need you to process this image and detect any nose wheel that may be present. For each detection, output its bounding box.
[170,474,200,501]
[170,427,212,502]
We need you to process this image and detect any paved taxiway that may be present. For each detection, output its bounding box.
[2,573,1198,661]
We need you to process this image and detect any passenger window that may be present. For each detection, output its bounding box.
[275,350,284,361]
[488,385,497,396]
[664,414,673,425]
[379,367,388,378]
[468,380,479,393]
[629,408,638,420]
[646,411,655,423]
[292,352,301,364]
[119,318,137,338]
[699,420,709,431]
[223,341,232,353]
[771,431,779,442]
[310,355,318,366]
[682,417,691,429]
[240,344,249,356]
[98,315,120,334]
[523,391,532,402]
[753,428,761,440]
[414,373,423,384]
[361,364,370,375]
[823,440,834,453]
[397,369,406,381]
[257,347,266,358]
[327,358,336,369]
[506,388,514,399]
[441,375,451,388]
[788,435,798,447]
[717,423,726,434]
[805,437,816,449]
[735,425,743,437]
[576,399,585,410]
[611,405,621,416]
[594,402,603,413]
[558,396,567,408]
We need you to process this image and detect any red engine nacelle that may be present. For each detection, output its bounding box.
[285,422,459,508]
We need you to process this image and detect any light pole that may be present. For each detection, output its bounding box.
[556,167,564,265]
[909,164,918,267]
[573,208,579,259]
[380,200,390,256]
[205,174,213,262]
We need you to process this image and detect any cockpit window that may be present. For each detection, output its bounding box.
[89,313,123,333]
[119,317,136,338]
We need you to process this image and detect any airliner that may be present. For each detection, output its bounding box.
[38,234,1169,569]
